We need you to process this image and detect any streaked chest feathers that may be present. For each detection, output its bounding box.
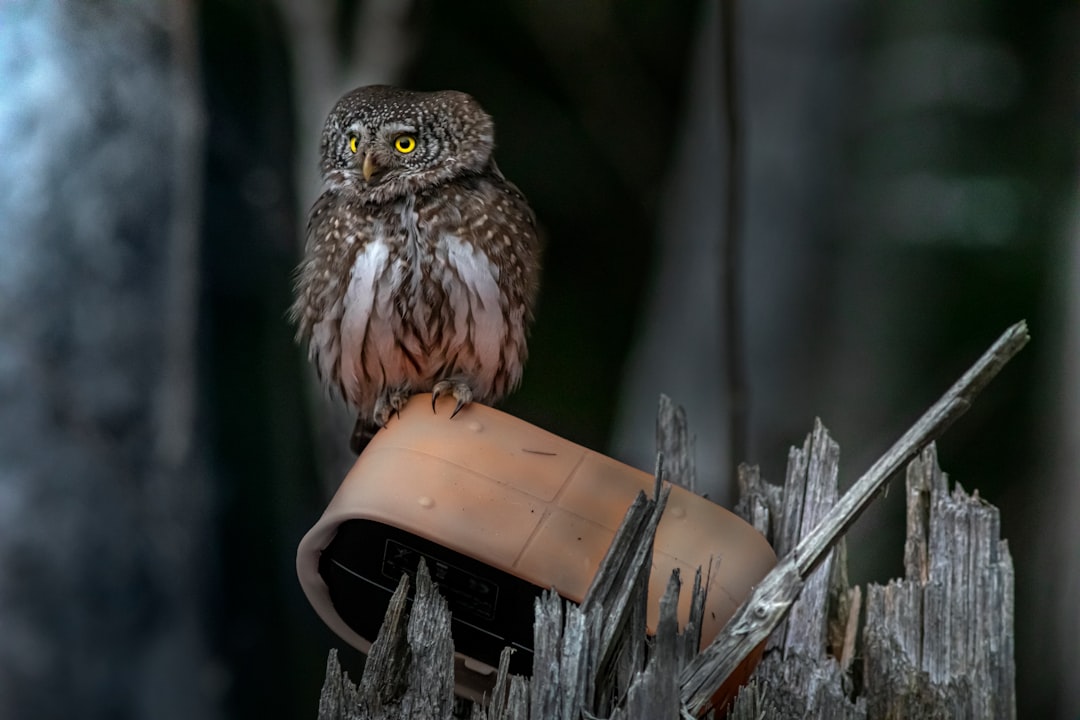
[312,194,526,418]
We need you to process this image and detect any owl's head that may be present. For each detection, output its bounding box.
[319,85,496,203]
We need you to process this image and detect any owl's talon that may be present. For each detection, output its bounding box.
[432,379,473,419]
[374,386,412,427]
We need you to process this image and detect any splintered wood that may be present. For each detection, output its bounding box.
[862,447,1016,720]
[682,321,1026,717]
[724,439,1016,720]
[319,563,456,720]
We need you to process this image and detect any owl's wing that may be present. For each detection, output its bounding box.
[480,163,543,313]
[289,190,370,390]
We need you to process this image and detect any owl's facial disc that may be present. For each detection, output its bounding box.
[321,86,497,202]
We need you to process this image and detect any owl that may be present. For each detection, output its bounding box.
[290,85,541,450]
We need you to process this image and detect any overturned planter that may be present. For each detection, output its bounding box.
[297,393,776,701]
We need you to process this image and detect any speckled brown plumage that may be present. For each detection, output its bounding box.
[290,86,541,447]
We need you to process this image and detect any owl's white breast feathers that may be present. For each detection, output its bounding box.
[339,239,390,404]
[442,235,505,390]
[335,231,511,413]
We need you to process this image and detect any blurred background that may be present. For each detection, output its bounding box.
[0,0,1076,718]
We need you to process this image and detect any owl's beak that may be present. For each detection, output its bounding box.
[362,152,378,182]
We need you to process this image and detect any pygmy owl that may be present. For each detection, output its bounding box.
[290,85,541,450]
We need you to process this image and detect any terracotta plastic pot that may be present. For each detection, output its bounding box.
[297,394,776,705]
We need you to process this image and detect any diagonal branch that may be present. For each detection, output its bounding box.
[792,319,1029,577]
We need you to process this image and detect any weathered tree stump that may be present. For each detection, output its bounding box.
[725,439,1016,720]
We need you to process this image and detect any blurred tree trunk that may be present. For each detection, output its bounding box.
[611,1,728,499]
[612,0,861,501]
[0,3,216,718]
[1040,174,1080,718]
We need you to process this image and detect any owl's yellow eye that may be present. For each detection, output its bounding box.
[394,135,417,154]
[349,136,358,153]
